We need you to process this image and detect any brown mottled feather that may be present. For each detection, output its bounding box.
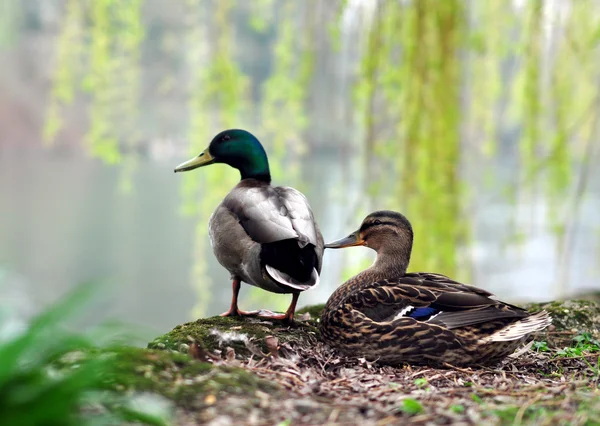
[320,273,551,366]
[320,211,551,367]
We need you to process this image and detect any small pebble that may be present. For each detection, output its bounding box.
[295,399,315,414]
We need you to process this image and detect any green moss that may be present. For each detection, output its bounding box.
[524,300,600,333]
[59,347,279,409]
[491,405,549,425]
[147,315,319,358]
[484,393,600,426]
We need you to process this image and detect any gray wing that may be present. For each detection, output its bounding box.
[222,184,320,246]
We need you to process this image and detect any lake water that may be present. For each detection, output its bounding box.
[1,144,599,335]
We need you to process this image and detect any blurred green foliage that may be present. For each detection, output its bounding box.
[0,284,169,425]
[43,0,600,307]
[183,0,250,317]
[44,0,143,173]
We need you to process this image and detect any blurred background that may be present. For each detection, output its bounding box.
[0,0,599,334]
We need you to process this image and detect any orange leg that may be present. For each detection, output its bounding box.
[220,278,258,317]
[220,278,299,323]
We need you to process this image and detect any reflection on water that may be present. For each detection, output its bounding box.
[0,145,599,333]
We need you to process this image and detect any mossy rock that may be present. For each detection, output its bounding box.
[522,299,600,347]
[147,315,320,359]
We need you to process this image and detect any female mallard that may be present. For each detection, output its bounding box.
[320,211,551,366]
[174,129,324,322]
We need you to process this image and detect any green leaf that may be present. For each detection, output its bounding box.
[533,341,549,352]
[450,404,465,414]
[414,378,428,387]
[400,398,424,415]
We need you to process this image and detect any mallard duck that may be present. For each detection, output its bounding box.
[174,129,324,322]
[320,211,551,366]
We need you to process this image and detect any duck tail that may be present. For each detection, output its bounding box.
[260,239,320,291]
[480,310,552,343]
[265,264,320,291]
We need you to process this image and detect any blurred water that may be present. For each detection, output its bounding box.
[1,145,599,333]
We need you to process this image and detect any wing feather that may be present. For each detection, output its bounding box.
[429,307,527,329]
[346,275,528,328]
[222,183,319,246]
[275,186,319,246]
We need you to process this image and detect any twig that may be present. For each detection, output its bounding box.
[408,369,433,379]
[516,394,541,425]
[251,367,307,388]
[442,362,475,375]
[548,353,600,362]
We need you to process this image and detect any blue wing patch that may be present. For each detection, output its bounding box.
[408,307,440,320]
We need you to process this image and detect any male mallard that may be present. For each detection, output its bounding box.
[320,211,551,366]
[174,129,324,322]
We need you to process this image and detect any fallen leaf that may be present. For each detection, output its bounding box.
[266,335,280,358]
[226,346,236,362]
[189,342,218,361]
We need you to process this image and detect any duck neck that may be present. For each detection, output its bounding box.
[237,153,271,183]
[327,246,411,311]
[367,247,411,280]
[240,166,271,183]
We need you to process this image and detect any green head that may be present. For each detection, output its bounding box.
[174,129,271,182]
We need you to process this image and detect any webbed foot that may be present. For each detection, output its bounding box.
[219,308,260,317]
[255,309,294,323]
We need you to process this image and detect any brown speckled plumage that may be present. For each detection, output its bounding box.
[320,211,551,367]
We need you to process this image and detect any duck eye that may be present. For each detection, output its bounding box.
[373,220,382,225]
[222,135,231,142]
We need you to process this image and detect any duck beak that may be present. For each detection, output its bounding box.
[325,230,365,249]
[174,148,215,173]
